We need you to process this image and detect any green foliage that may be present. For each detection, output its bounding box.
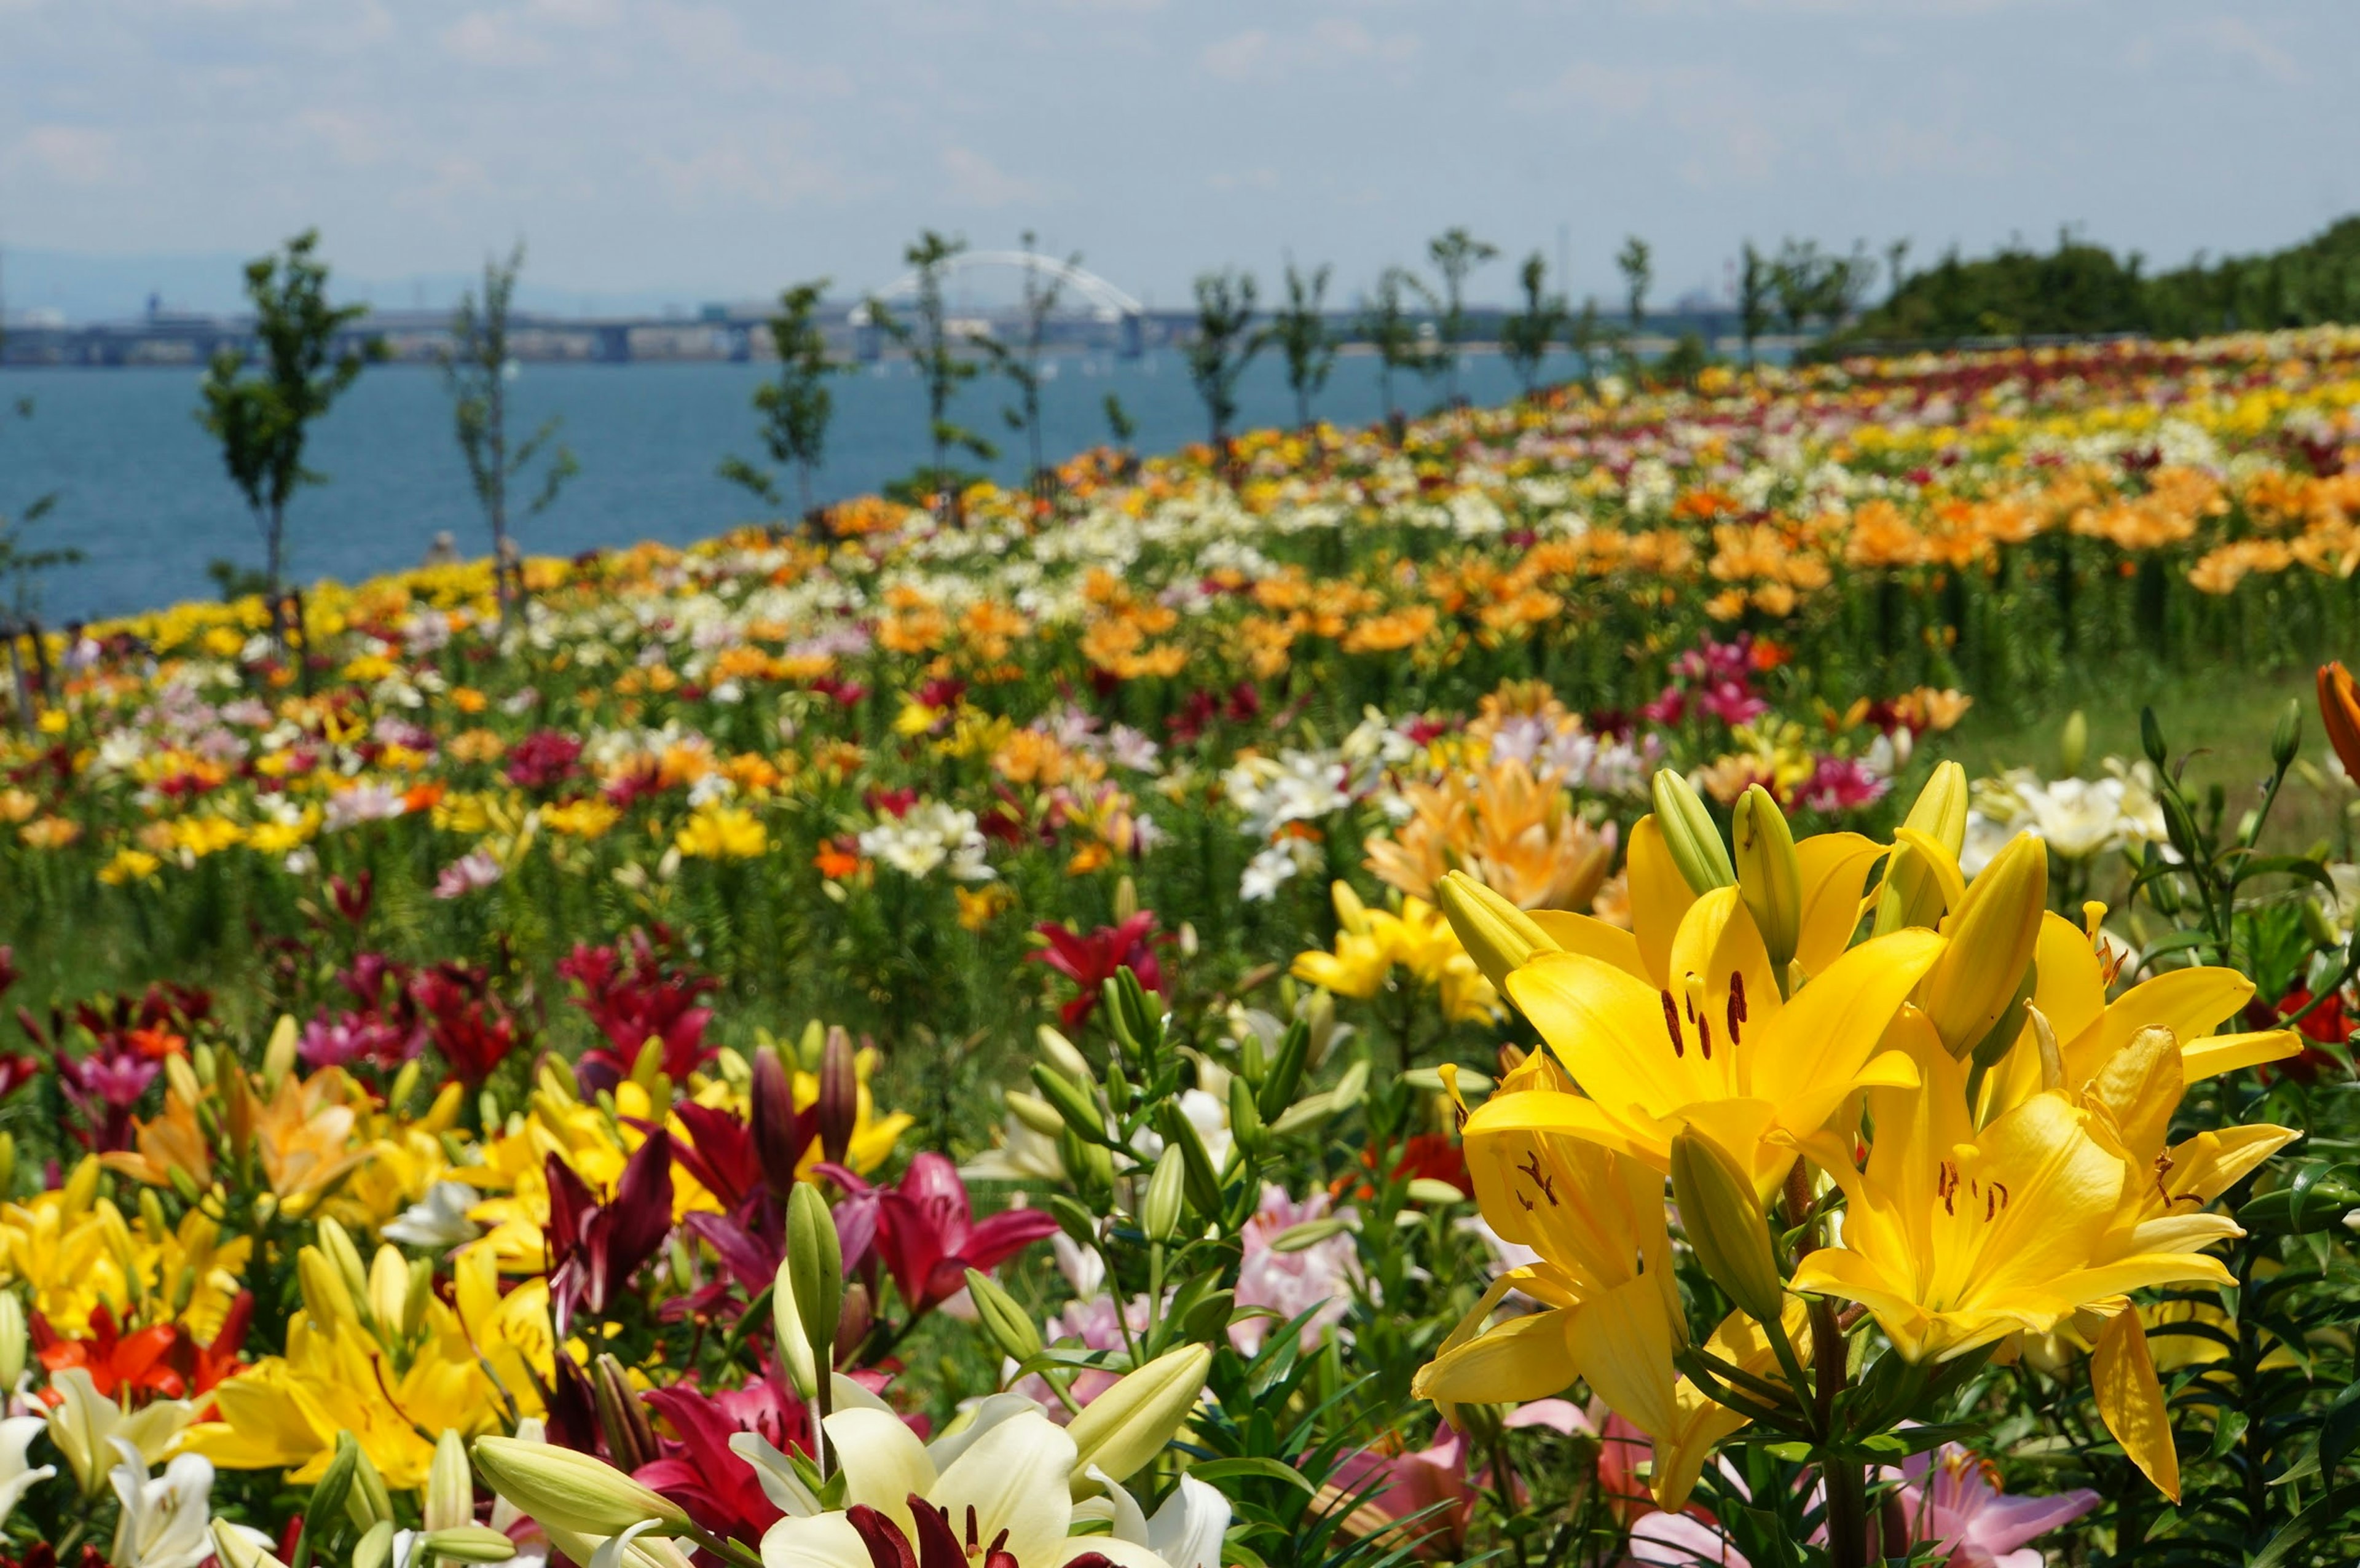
[1421,227,1498,406]
[0,393,71,625]
[1356,267,1430,425]
[195,229,379,599]
[1270,261,1338,429]
[446,243,577,608]
[1498,251,1568,398]
[721,278,839,516]
[1187,267,1264,456]
[1828,216,2360,349]
[869,230,996,520]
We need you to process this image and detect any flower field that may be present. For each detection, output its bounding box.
[0,328,2357,1568]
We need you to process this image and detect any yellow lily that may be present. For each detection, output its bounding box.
[1292,881,1500,1023]
[1790,1015,2240,1363]
[1650,1297,1811,1510]
[1486,882,1942,1196]
[1973,906,2300,1123]
[1411,1055,1683,1448]
[181,1241,549,1489]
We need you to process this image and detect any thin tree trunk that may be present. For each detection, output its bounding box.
[5,629,29,733]
[26,617,52,704]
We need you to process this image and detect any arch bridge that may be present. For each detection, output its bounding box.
[848,251,1145,357]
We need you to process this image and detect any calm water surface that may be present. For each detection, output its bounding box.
[0,347,1583,621]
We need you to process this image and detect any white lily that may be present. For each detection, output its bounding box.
[0,1413,54,1527]
[108,1440,223,1568]
[754,1400,1179,1567]
[45,1367,194,1497]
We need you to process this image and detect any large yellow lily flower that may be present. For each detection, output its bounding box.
[1790,1016,2240,1363]
[1411,1054,1683,1446]
[1292,882,1499,1024]
[1973,908,2299,1123]
[1489,882,1942,1196]
[182,1241,549,1488]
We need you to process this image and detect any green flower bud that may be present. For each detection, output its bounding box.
[1141,1147,1187,1242]
[1435,869,1560,991]
[1029,1063,1107,1143]
[2271,698,2303,774]
[470,1437,691,1539]
[2141,705,2168,769]
[0,1293,24,1392]
[1731,785,1802,973]
[1650,770,1736,893]
[2059,710,2088,778]
[1669,1131,1786,1323]
[786,1183,843,1389]
[426,1429,473,1532]
[1918,831,2048,1058]
[1066,1343,1213,1483]
[964,1267,1044,1366]
[415,1529,518,1564]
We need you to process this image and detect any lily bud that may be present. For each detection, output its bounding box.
[427,1428,474,1532]
[964,1267,1043,1366]
[1030,1063,1107,1142]
[414,1529,517,1564]
[785,1183,842,1384]
[1918,831,2049,1057]
[1141,1147,1187,1242]
[834,1281,873,1366]
[1037,1024,1092,1081]
[2141,704,2169,770]
[2059,710,2088,778]
[1066,1342,1214,1483]
[749,1048,803,1199]
[1874,761,1969,935]
[470,1437,692,1539]
[389,1059,422,1115]
[770,1253,819,1403]
[1435,869,1560,991]
[1226,1074,1265,1158]
[347,1447,393,1532]
[297,1247,358,1331]
[304,1433,361,1558]
[1156,1102,1222,1217]
[1004,1090,1066,1138]
[817,1026,857,1167]
[0,1293,24,1390]
[1256,1017,1312,1123]
[593,1354,658,1473]
[1669,1131,1786,1323]
[353,1521,395,1568]
[212,1521,291,1568]
[262,1013,300,1089]
[1731,786,1801,974]
[2270,698,2302,775]
[1649,771,1736,893]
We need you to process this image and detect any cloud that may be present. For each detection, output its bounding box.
[1198,18,1419,82]
[9,125,120,186]
[440,10,551,66]
[1208,167,1281,194]
[940,145,1049,209]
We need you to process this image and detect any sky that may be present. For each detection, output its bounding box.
[3,0,2358,319]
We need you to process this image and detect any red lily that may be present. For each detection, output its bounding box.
[559,929,716,1093]
[546,1134,675,1333]
[1028,912,1168,1030]
[819,1153,1060,1318]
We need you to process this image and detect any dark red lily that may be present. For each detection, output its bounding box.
[546,1134,674,1332]
[1028,912,1167,1030]
[844,1501,1122,1568]
[819,1153,1060,1319]
[559,929,715,1093]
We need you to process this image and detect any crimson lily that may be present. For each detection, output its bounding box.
[546,1133,675,1332]
[820,1153,1060,1317]
[1029,912,1168,1030]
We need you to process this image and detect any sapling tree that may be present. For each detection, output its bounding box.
[1186,267,1262,470]
[1739,241,1773,368]
[1269,260,1336,429]
[976,233,1072,505]
[1616,233,1653,377]
[867,230,995,520]
[1423,227,1498,405]
[196,229,378,627]
[1359,267,1428,431]
[445,244,577,617]
[1498,251,1568,398]
[0,390,73,727]
[1102,393,1138,479]
[720,279,840,520]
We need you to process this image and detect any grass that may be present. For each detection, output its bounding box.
[1942,659,2350,857]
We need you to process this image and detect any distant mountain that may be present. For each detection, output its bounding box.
[0,246,723,325]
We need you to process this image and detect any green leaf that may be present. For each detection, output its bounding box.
[1189,1456,1317,1494]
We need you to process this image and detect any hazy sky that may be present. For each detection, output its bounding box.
[4,0,2356,312]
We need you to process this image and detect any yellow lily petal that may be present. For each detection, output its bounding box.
[2064,967,2255,1085]
[2093,1307,2181,1501]
[1627,815,1695,989]
[1565,1274,1680,1443]
[1792,832,1884,978]
[2179,1029,2300,1081]
[1528,909,1649,981]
